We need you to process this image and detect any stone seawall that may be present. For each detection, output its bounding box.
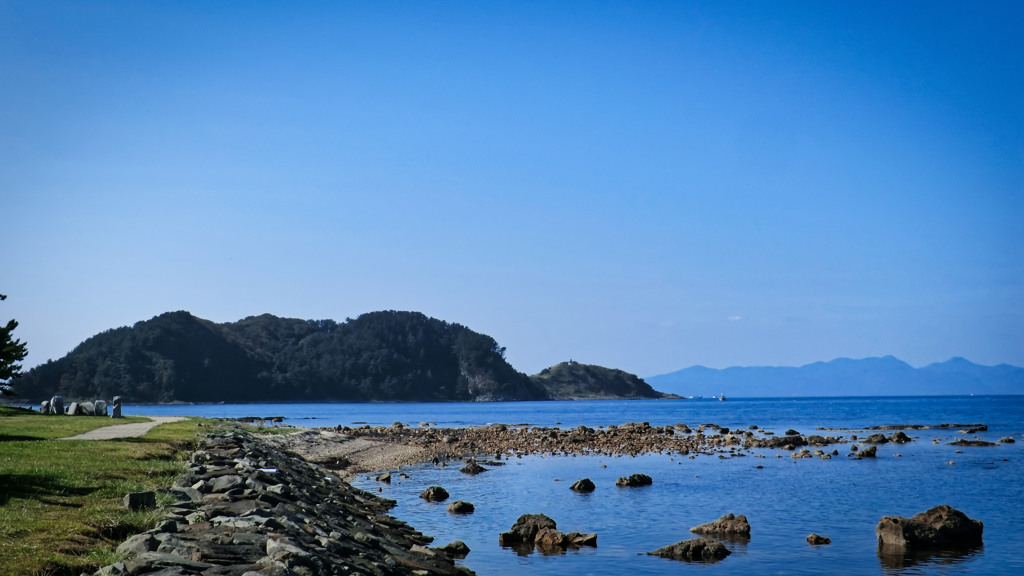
[93,430,473,576]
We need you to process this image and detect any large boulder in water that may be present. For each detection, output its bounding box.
[648,538,730,562]
[864,433,889,444]
[890,431,912,443]
[690,513,751,537]
[419,486,449,502]
[570,478,596,493]
[876,505,983,549]
[858,445,878,458]
[498,514,597,552]
[499,514,557,546]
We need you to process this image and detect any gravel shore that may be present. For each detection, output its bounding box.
[260,420,870,478]
[262,430,434,479]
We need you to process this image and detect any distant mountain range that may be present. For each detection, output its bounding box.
[646,356,1024,397]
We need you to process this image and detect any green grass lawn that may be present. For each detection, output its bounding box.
[0,406,151,441]
[0,406,208,576]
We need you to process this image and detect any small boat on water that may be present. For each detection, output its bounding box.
[718,393,726,401]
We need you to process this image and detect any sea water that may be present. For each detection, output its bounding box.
[128,397,1024,575]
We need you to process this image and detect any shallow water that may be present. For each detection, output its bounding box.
[129,396,1023,575]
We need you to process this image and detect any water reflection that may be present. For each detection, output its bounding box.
[878,544,983,573]
[715,533,752,545]
[502,543,599,558]
[503,542,539,557]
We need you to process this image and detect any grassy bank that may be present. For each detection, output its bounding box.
[0,406,206,576]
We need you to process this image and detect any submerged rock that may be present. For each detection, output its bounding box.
[615,473,653,487]
[446,500,475,514]
[690,513,751,537]
[948,439,998,447]
[807,533,831,545]
[459,461,487,475]
[648,538,731,562]
[566,531,598,546]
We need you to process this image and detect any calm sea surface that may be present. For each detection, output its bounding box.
[128,397,1024,576]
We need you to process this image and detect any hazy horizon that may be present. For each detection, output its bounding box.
[4,2,1021,378]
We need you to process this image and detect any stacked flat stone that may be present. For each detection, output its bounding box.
[92,430,474,576]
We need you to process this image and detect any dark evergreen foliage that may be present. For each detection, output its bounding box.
[14,310,548,403]
[1,294,29,395]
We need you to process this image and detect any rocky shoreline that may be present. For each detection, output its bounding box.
[262,420,1008,478]
[91,419,1009,575]
[92,430,473,576]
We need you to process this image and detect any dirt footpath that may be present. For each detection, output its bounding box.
[59,416,188,440]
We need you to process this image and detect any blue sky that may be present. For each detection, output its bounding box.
[3,1,1022,377]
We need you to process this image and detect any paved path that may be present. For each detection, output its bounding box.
[59,416,188,440]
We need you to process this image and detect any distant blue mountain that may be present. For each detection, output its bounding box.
[646,356,1024,397]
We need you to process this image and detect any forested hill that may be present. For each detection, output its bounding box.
[531,361,670,400]
[16,311,549,403]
